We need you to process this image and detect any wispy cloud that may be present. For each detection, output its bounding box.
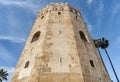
[0,35,26,43]
[95,1,104,16]
[94,0,104,32]
[87,0,93,5]
[87,24,93,32]
[0,0,40,13]
[0,44,15,63]
[0,0,25,6]
[83,15,93,32]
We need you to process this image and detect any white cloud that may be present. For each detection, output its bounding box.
[0,66,15,82]
[87,24,93,32]
[0,35,26,43]
[0,0,25,6]
[94,0,104,30]
[83,16,93,32]
[0,0,40,13]
[0,1,40,43]
[95,1,104,16]
[0,45,16,81]
[0,6,29,43]
[87,0,92,5]
[0,44,15,63]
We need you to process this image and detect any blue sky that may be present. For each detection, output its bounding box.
[0,0,120,82]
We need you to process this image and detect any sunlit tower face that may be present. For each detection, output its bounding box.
[11,3,111,82]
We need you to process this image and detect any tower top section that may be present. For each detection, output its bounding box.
[38,3,81,17]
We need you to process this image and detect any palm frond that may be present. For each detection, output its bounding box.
[0,68,8,82]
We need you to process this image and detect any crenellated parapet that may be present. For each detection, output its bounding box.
[37,3,81,19]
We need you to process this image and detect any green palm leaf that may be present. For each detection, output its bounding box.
[0,68,8,82]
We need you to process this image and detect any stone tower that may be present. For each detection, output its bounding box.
[11,3,111,82]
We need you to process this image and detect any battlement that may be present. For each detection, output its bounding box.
[41,3,69,10]
[37,3,81,19]
[40,3,79,12]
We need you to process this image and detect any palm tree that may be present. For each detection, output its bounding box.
[93,37,120,82]
[100,37,119,82]
[0,68,8,82]
[93,38,110,78]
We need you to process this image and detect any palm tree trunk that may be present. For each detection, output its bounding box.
[97,48,110,77]
[104,48,120,82]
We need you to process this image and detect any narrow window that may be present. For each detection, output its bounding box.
[31,31,40,43]
[79,31,87,41]
[60,57,62,63]
[58,12,61,15]
[59,20,61,23]
[41,15,44,19]
[76,16,78,19]
[71,9,74,13]
[24,61,29,68]
[59,30,61,34]
[89,60,95,68]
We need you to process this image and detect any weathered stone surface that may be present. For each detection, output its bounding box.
[11,3,111,82]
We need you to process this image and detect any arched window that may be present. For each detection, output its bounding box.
[75,16,78,19]
[71,9,75,13]
[31,31,40,42]
[24,61,29,68]
[79,31,87,41]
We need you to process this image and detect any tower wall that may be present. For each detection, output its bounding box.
[11,3,111,82]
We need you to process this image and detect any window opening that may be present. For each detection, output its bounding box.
[59,30,61,34]
[89,60,95,68]
[31,31,40,43]
[46,10,48,12]
[60,57,62,63]
[76,16,78,19]
[79,31,87,41]
[58,12,61,15]
[24,61,29,68]
[71,9,74,13]
[41,15,44,19]
[59,20,61,23]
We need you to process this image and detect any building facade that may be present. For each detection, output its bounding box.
[11,3,111,82]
